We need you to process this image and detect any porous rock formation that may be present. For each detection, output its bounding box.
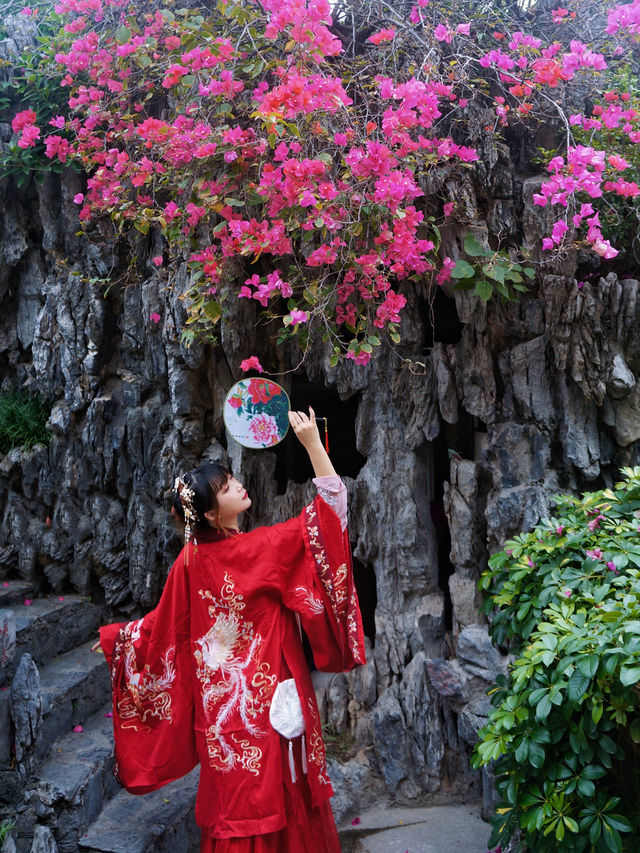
[3,28,640,853]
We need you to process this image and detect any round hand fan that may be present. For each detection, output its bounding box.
[223,378,291,449]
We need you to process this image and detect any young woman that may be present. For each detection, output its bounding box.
[97,407,365,853]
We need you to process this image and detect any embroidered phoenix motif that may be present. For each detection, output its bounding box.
[195,574,276,774]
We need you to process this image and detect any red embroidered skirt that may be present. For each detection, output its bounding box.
[199,737,341,853]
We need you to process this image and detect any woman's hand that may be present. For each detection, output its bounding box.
[288,406,337,478]
[91,638,103,653]
[288,406,321,449]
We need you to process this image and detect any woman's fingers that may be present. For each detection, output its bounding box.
[288,409,310,425]
[288,408,319,445]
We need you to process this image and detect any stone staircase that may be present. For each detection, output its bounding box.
[0,581,201,853]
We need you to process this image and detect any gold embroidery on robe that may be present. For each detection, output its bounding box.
[117,619,176,732]
[195,574,276,772]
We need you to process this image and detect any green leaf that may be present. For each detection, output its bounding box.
[203,301,222,323]
[116,26,132,44]
[605,814,632,832]
[620,665,640,686]
[515,739,529,763]
[475,280,493,301]
[630,718,640,743]
[563,816,579,833]
[582,764,606,780]
[535,694,552,720]
[578,655,599,678]
[567,669,590,703]
[483,263,506,284]
[578,778,595,798]
[528,741,545,768]
[589,818,602,844]
[463,233,485,257]
[451,259,475,279]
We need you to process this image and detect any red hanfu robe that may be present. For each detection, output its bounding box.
[99,494,365,848]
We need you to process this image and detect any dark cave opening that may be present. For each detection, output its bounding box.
[429,429,455,633]
[421,287,464,350]
[353,555,376,647]
[274,378,366,494]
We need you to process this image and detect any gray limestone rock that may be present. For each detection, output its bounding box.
[484,422,550,491]
[432,343,459,424]
[425,658,468,706]
[485,484,553,551]
[0,609,16,685]
[29,827,57,853]
[444,459,481,569]
[448,573,484,633]
[0,688,12,767]
[608,351,636,399]
[612,383,640,447]
[458,696,493,746]
[372,685,407,793]
[509,336,554,427]
[328,751,381,825]
[456,625,507,682]
[558,375,601,478]
[10,654,42,781]
[413,593,445,658]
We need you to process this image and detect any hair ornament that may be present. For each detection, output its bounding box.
[174,474,198,558]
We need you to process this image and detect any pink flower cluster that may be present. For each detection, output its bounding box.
[256,71,352,119]
[14,0,640,369]
[239,270,293,307]
[534,145,631,257]
[11,109,40,148]
[262,0,341,56]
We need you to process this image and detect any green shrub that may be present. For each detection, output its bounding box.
[473,467,640,853]
[0,389,51,453]
[0,819,15,846]
[0,4,70,186]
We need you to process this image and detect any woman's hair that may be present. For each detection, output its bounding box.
[172,462,231,531]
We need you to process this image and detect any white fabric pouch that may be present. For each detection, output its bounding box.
[269,678,306,782]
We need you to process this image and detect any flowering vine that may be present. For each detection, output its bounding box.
[3,0,640,369]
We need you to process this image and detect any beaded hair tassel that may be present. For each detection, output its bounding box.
[174,475,197,564]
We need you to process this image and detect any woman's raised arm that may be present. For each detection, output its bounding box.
[287,406,337,478]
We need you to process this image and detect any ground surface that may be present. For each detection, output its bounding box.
[339,803,490,853]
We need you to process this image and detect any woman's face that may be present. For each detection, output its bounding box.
[206,475,251,528]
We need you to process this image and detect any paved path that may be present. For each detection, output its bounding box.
[339,803,491,853]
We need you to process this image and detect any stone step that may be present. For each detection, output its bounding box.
[13,596,102,673]
[0,580,35,608]
[78,767,201,853]
[26,702,119,851]
[37,641,112,764]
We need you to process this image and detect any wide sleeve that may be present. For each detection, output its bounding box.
[269,493,366,672]
[99,550,198,794]
[312,476,347,531]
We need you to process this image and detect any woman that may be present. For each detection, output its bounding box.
[97,407,365,853]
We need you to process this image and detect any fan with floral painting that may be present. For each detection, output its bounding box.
[223,378,291,449]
